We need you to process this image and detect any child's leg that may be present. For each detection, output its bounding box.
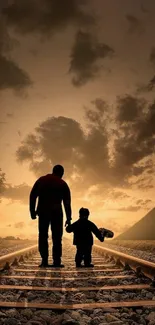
[75,245,83,266]
[84,245,92,266]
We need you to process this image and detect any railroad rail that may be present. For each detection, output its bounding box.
[93,244,155,280]
[0,239,155,315]
[0,244,38,270]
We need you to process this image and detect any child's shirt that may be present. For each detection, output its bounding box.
[66,218,103,246]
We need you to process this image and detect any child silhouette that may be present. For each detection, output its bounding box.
[66,207,104,267]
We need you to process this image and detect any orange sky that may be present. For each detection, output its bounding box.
[0,0,155,239]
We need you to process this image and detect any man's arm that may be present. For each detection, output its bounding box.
[63,182,72,226]
[29,179,40,219]
[90,221,104,242]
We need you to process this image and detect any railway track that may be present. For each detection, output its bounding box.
[0,238,155,324]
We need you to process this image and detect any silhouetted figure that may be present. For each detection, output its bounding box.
[66,207,104,267]
[29,165,72,267]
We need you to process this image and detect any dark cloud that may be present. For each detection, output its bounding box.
[125,14,144,34]
[2,183,31,204]
[150,47,155,66]
[1,1,96,88]
[16,96,155,194]
[114,96,155,182]
[0,54,31,91]
[69,30,114,86]
[2,0,94,35]
[0,16,32,91]
[138,48,155,92]
[16,111,111,191]
[17,116,86,180]
[116,95,145,123]
[146,75,155,91]
[17,134,39,163]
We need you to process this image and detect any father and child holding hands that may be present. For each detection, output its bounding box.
[30,165,114,268]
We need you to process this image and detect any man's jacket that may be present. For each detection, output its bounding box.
[66,218,103,246]
[29,174,71,219]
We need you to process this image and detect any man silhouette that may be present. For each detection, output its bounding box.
[29,165,72,267]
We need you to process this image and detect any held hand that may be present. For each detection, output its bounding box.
[65,220,71,227]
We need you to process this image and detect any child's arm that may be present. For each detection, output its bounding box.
[90,222,104,242]
[65,222,76,233]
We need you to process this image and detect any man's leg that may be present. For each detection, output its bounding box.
[84,245,93,266]
[51,215,63,266]
[75,245,84,267]
[38,216,50,265]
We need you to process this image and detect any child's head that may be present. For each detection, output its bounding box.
[79,207,90,219]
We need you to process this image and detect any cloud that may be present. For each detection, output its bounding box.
[145,75,155,92]
[2,0,94,35]
[16,96,155,198]
[1,1,97,88]
[108,190,130,200]
[116,95,145,123]
[125,14,144,34]
[6,113,14,118]
[136,199,152,205]
[111,198,153,212]
[97,217,131,235]
[132,177,154,190]
[114,205,142,212]
[14,222,25,229]
[69,30,114,86]
[141,3,149,14]
[16,102,114,190]
[2,183,31,204]
[0,15,32,91]
[7,222,26,229]
[150,47,155,66]
[0,54,31,91]
[113,95,155,182]
[138,48,155,92]
[0,169,6,198]
[17,134,39,162]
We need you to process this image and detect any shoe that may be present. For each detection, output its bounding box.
[76,264,83,268]
[84,264,94,268]
[39,261,49,268]
[51,264,64,268]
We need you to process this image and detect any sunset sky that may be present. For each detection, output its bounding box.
[0,0,155,239]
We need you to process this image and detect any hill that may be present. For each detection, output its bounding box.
[116,207,155,240]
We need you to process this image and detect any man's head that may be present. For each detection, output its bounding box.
[52,165,64,178]
[79,207,90,219]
